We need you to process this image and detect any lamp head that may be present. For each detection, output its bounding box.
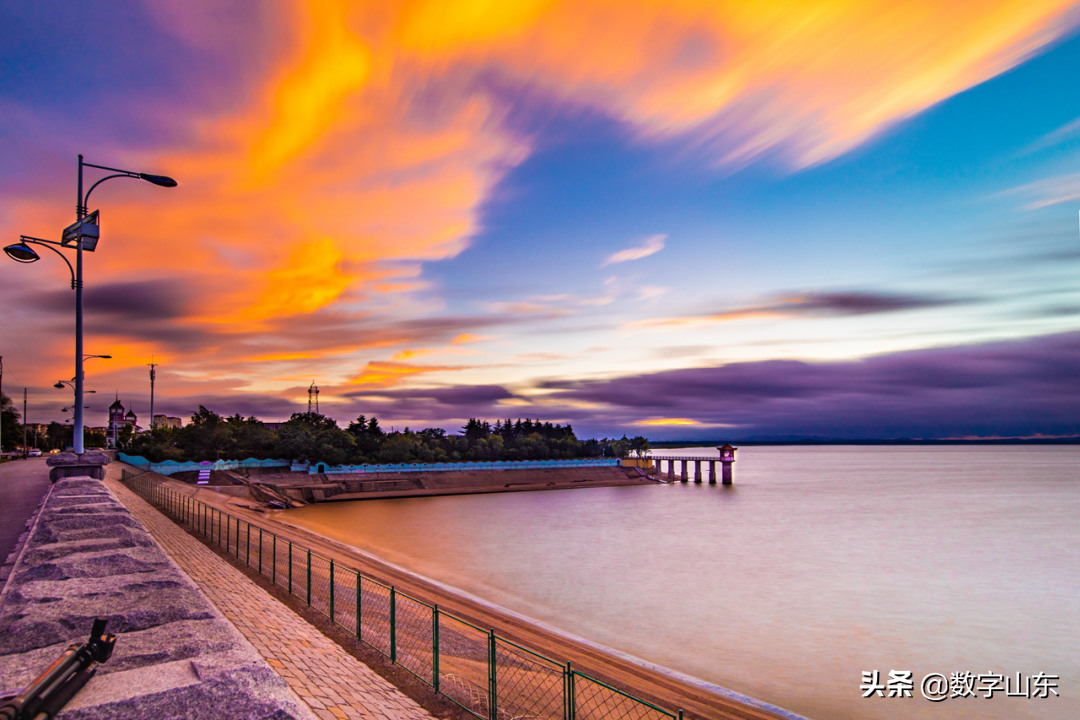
[138,173,177,188]
[4,243,40,263]
[54,382,65,389]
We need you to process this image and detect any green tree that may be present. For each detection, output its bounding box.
[347,415,385,460]
[178,406,234,459]
[227,414,276,458]
[45,422,72,452]
[0,392,20,453]
[116,424,136,452]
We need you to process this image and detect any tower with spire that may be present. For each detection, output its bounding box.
[107,394,139,448]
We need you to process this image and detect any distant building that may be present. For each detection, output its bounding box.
[153,415,182,429]
[24,423,49,448]
[264,422,287,430]
[107,397,140,447]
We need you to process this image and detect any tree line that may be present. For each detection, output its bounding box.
[124,406,649,464]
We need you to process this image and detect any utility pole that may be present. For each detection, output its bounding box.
[23,388,27,459]
[148,358,158,432]
[0,356,4,457]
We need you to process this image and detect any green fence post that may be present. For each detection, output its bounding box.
[329,560,335,622]
[565,662,574,720]
[259,528,264,574]
[226,513,230,551]
[356,573,362,641]
[488,629,497,720]
[272,535,277,584]
[289,542,294,595]
[433,605,440,693]
[246,523,251,566]
[306,549,312,606]
[390,586,397,664]
[678,711,684,720]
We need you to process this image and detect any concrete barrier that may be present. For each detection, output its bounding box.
[0,475,314,720]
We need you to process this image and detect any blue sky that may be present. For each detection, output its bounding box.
[1,1,1078,438]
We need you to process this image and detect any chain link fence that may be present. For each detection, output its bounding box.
[121,468,684,720]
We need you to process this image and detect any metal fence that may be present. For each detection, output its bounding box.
[120,468,684,720]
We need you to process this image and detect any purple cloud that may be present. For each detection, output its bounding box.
[335,332,1080,439]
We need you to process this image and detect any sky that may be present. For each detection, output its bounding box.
[1,0,1079,440]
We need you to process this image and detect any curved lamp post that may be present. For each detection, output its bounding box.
[4,155,175,454]
[56,376,99,436]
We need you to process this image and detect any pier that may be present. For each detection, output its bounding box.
[651,445,737,484]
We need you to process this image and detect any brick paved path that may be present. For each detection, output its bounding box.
[105,473,435,720]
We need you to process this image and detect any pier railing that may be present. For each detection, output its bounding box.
[120,468,683,720]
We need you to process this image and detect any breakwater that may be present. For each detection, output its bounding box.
[119,453,620,477]
[118,466,795,720]
[0,474,312,719]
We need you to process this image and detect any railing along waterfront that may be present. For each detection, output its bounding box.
[119,467,684,720]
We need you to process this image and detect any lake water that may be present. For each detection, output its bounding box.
[285,446,1079,719]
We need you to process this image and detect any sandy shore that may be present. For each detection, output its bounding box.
[126,465,802,720]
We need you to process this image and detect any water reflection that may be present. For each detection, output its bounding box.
[287,446,1079,720]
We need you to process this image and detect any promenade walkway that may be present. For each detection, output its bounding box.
[104,470,435,720]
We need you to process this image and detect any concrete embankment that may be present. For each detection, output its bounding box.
[135,463,800,720]
[0,475,314,719]
[178,465,657,503]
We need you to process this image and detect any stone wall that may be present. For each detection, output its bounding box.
[0,475,315,720]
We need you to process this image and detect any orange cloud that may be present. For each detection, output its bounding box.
[37,1,1079,331]
[350,360,469,387]
[391,348,434,360]
[250,0,372,176]
[636,418,702,426]
[6,0,1075,405]
[451,333,493,344]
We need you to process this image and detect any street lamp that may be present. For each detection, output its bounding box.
[56,374,98,421]
[4,155,176,454]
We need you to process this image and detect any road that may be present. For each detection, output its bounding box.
[0,457,52,565]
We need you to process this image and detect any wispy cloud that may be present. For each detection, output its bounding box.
[627,291,964,330]
[1014,115,1080,158]
[601,234,666,267]
[1004,172,1080,210]
[314,332,1080,440]
[5,0,1078,421]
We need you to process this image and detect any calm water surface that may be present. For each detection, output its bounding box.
[286,446,1079,720]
